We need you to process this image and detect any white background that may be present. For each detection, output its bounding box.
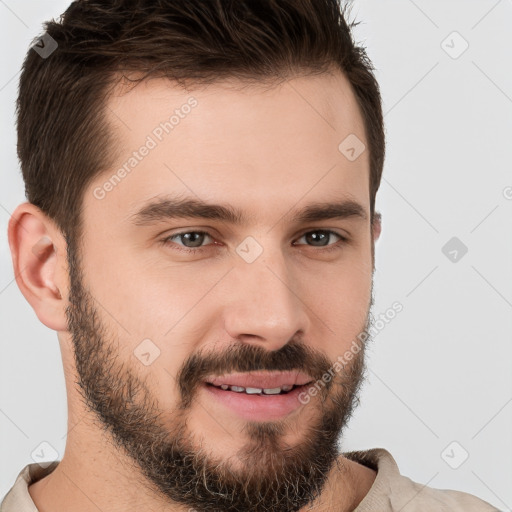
[1,1,511,509]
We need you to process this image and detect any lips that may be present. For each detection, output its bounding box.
[204,370,313,390]
[203,375,313,421]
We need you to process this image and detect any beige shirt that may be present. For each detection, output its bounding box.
[0,448,500,511]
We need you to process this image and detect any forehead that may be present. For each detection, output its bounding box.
[89,71,369,225]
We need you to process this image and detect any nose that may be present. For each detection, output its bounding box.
[222,245,311,352]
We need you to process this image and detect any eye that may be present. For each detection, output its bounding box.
[161,230,214,253]
[293,230,347,252]
[160,229,347,254]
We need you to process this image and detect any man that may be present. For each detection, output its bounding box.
[2,0,499,510]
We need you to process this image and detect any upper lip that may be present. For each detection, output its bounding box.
[205,371,313,389]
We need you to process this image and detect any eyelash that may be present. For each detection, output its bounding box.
[159,229,348,255]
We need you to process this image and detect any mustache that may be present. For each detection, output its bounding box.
[176,339,334,408]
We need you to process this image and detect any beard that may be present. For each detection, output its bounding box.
[64,238,373,512]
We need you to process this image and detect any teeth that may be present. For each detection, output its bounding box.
[262,387,282,395]
[245,387,263,394]
[213,384,296,395]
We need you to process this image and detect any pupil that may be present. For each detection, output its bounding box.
[306,231,328,246]
[183,232,204,247]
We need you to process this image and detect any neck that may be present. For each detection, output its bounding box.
[298,455,376,511]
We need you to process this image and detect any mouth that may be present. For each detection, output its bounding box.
[201,371,314,421]
[205,382,304,395]
[204,370,313,390]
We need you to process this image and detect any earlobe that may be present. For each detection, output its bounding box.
[8,202,69,331]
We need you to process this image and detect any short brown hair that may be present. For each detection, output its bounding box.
[17,0,385,247]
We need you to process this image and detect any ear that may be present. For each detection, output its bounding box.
[372,211,382,242]
[7,202,69,331]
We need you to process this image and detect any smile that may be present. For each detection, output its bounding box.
[206,382,300,395]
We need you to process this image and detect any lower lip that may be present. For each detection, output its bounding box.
[203,383,310,421]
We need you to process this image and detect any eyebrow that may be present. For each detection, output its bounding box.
[129,195,368,227]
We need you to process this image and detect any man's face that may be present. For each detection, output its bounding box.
[65,70,378,511]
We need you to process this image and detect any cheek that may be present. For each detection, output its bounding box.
[79,247,215,405]
[299,253,373,350]
[81,240,212,340]
[310,275,370,327]
[136,353,187,412]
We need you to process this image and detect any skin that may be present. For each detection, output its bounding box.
[9,69,381,511]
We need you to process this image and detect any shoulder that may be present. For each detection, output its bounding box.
[343,447,501,512]
[1,461,59,512]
